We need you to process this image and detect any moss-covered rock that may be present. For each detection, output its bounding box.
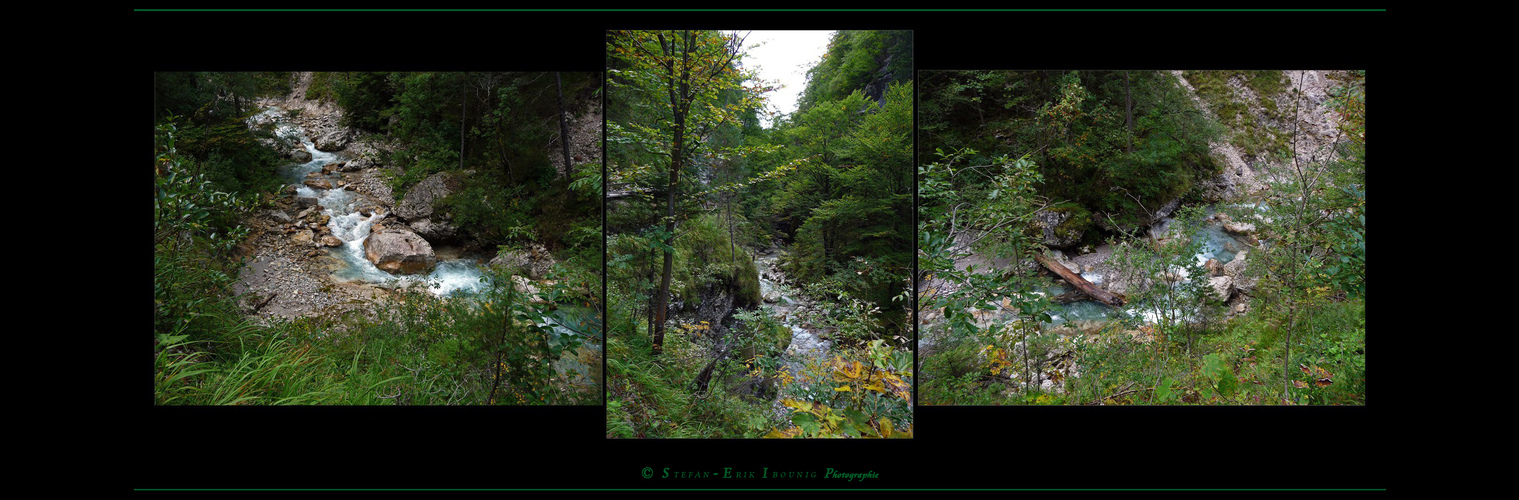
[1036,203,1093,249]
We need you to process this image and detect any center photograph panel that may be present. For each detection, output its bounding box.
[604,30,915,438]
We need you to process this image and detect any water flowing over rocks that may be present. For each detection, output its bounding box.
[233,73,482,321]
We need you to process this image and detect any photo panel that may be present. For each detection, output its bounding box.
[916,69,1366,406]
[604,30,916,438]
[153,71,605,406]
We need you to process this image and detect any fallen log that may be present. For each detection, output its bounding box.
[1034,253,1125,307]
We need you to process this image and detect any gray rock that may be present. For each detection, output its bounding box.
[1152,197,1182,223]
[511,275,540,297]
[1035,208,1084,248]
[489,244,556,280]
[292,229,314,246]
[1232,276,1258,295]
[395,171,463,221]
[1223,250,1248,278]
[291,149,312,162]
[409,218,459,243]
[269,210,292,223]
[1209,275,1233,301]
[1222,221,1257,235]
[363,228,437,275]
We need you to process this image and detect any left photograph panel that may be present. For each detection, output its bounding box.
[153,72,604,405]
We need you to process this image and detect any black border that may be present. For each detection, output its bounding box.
[138,8,1387,492]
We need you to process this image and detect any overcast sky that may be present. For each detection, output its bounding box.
[737,30,835,128]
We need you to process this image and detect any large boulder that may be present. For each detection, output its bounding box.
[409,218,459,243]
[1223,250,1249,278]
[395,171,466,221]
[1034,205,1091,249]
[1222,221,1257,236]
[1208,275,1233,301]
[489,243,556,280]
[363,228,437,275]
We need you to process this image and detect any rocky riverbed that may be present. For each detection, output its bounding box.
[231,73,544,324]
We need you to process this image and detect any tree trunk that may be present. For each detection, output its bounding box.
[1034,253,1125,307]
[651,32,691,357]
[556,72,573,182]
[460,79,467,171]
[1125,71,1133,153]
[497,128,514,185]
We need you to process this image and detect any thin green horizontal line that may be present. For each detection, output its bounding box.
[133,9,1386,12]
[135,488,1388,492]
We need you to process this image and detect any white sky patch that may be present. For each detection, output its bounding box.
[738,30,834,128]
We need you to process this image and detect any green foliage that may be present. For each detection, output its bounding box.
[733,308,790,355]
[918,338,1011,405]
[768,82,914,339]
[764,340,913,438]
[1199,352,1239,400]
[153,72,290,194]
[156,272,600,406]
[154,119,257,352]
[668,213,762,306]
[604,324,771,438]
[920,70,1219,235]
[796,31,913,113]
[331,72,396,132]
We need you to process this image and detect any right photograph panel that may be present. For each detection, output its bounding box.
[917,70,1366,405]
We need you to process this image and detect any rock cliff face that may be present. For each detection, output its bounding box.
[549,97,603,180]
[1173,70,1354,202]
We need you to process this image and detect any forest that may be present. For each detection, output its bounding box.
[604,30,916,437]
[153,71,603,405]
[917,70,1366,405]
